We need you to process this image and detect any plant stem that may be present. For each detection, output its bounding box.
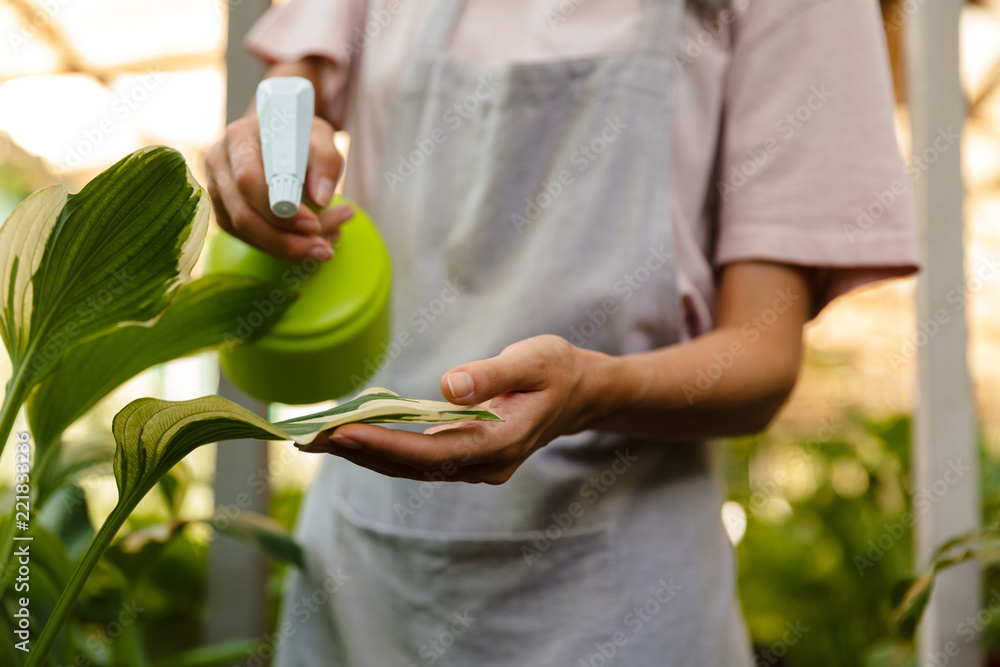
[0,365,30,593]
[0,364,30,464]
[25,498,135,667]
[0,515,17,594]
[1,435,64,598]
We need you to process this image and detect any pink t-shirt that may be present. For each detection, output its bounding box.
[245,0,919,338]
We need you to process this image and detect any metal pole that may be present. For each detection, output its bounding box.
[206,0,272,649]
[906,1,981,664]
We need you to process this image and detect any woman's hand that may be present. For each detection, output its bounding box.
[301,335,610,484]
[302,262,812,483]
[205,112,352,261]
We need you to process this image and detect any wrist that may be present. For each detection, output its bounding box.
[574,347,630,432]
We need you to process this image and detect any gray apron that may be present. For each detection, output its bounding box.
[276,1,752,664]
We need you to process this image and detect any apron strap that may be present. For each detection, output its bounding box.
[417,0,684,58]
[639,0,686,59]
[414,0,468,51]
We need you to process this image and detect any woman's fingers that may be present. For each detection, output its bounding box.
[301,435,516,485]
[205,114,348,261]
[211,154,333,261]
[305,117,343,209]
[317,203,355,239]
[440,335,568,404]
[303,421,512,469]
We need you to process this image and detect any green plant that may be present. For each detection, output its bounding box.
[26,389,499,664]
[0,146,297,664]
[0,146,500,665]
[726,410,919,666]
[0,147,207,456]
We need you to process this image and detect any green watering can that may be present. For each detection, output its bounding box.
[205,77,391,405]
[205,195,391,405]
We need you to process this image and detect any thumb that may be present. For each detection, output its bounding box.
[441,345,546,404]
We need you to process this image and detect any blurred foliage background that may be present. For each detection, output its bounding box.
[0,0,999,665]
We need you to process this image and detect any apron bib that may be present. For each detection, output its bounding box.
[277,1,752,664]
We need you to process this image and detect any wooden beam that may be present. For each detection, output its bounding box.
[906,1,981,665]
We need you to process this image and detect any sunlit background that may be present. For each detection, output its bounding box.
[0,0,999,664]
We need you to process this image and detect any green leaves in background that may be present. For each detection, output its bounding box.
[206,510,305,570]
[149,639,261,667]
[891,524,1000,637]
[0,146,209,461]
[26,274,292,451]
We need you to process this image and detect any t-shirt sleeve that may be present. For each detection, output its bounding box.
[243,0,367,126]
[714,0,920,315]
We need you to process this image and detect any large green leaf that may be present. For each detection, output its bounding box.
[0,146,209,463]
[26,274,291,449]
[111,389,501,506]
[26,389,501,666]
[1,145,208,387]
[0,184,68,368]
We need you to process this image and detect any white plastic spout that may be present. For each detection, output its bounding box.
[257,76,314,218]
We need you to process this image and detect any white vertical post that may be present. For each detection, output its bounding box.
[906,1,980,664]
[206,0,272,649]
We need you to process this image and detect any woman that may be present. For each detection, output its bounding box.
[206,0,919,663]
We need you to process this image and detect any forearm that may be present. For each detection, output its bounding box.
[580,262,812,441]
[584,327,801,440]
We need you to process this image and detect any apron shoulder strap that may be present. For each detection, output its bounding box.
[639,0,687,59]
[414,0,468,51]
[416,0,685,59]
